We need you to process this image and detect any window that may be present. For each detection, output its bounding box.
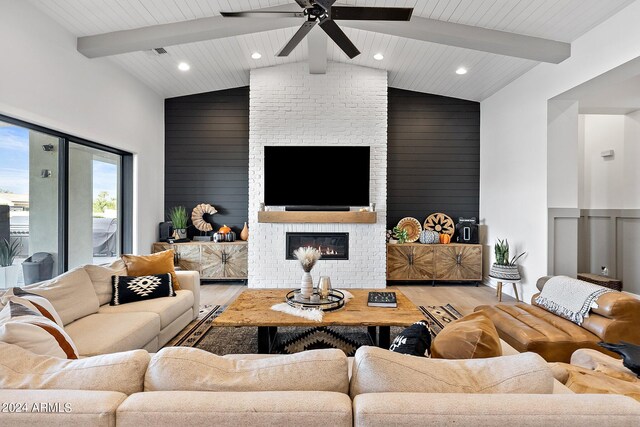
[0,115,132,286]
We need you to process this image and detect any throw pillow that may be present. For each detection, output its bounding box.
[389,320,432,357]
[0,301,79,359]
[0,287,64,327]
[84,259,128,306]
[431,311,502,359]
[349,346,554,398]
[0,341,149,395]
[121,250,181,290]
[111,273,175,306]
[145,347,349,394]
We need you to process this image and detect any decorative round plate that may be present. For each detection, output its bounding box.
[191,203,218,232]
[424,213,455,236]
[397,217,422,243]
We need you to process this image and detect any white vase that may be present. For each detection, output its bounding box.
[300,272,313,299]
[0,265,19,289]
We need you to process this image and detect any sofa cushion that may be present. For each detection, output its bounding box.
[84,259,128,306]
[431,311,502,359]
[475,303,602,362]
[65,312,160,356]
[389,320,431,357]
[98,290,193,329]
[0,342,149,395]
[349,346,554,398]
[25,267,99,326]
[122,250,181,290]
[0,301,79,359]
[145,347,349,393]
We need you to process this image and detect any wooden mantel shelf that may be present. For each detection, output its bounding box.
[258,210,377,224]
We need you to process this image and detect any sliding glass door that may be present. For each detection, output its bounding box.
[0,115,132,285]
[67,142,122,269]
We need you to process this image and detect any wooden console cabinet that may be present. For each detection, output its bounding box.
[152,241,248,280]
[387,243,482,282]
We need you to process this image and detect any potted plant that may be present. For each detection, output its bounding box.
[489,239,525,280]
[0,238,21,289]
[168,206,189,240]
[392,226,409,244]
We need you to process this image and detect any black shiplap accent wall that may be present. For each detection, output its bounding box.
[164,87,249,236]
[387,88,480,229]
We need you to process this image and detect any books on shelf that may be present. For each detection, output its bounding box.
[367,291,397,308]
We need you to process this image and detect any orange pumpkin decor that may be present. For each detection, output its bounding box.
[218,225,232,234]
[439,233,451,244]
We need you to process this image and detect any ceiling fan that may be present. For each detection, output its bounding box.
[220,0,413,59]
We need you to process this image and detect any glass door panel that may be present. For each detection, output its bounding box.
[0,120,60,286]
[67,142,121,269]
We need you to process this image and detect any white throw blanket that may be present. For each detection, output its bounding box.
[535,276,614,325]
[271,290,353,322]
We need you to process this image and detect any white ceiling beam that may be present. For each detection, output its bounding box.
[307,27,327,74]
[341,16,571,64]
[77,5,302,58]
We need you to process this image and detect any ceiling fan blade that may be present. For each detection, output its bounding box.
[319,19,360,59]
[220,11,304,18]
[277,21,317,57]
[331,6,413,21]
[315,0,337,11]
[295,0,313,8]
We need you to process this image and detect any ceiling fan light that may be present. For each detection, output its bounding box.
[251,52,262,59]
[456,67,467,75]
[178,62,191,71]
[373,53,384,61]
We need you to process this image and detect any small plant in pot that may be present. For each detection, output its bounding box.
[392,226,409,244]
[168,206,189,240]
[0,238,21,288]
[489,239,525,280]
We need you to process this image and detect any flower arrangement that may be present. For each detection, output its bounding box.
[293,246,322,272]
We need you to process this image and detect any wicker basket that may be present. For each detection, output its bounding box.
[489,264,521,281]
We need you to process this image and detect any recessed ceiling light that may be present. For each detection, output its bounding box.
[251,52,262,59]
[178,62,190,71]
[373,53,384,61]
[456,67,467,75]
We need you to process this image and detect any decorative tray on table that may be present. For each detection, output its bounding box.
[285,289,345,312]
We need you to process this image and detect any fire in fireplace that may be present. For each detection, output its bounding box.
[286,232,349,260]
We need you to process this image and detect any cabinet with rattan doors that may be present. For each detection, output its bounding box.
[386,243,482,282]
[152,241,248,281]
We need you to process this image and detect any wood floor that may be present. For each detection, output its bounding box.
[199,282,520,315]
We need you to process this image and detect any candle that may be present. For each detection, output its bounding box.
[310,294,320,303]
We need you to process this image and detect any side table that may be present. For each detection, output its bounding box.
[488,276,521,302]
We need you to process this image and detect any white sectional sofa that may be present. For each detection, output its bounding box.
[2,264,200,356]
[1,345,639,426]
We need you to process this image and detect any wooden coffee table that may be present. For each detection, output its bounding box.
[212,288,423,353]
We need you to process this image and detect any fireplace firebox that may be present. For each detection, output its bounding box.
[286,232,349,260]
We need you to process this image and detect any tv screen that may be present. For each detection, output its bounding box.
[264,146,370,207]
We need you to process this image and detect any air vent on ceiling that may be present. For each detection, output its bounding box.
[152,47,168,55]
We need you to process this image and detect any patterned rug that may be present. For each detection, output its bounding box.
[165,304,462,355]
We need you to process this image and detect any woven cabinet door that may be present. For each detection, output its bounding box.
[387,244,434,280]
[174,243,201,273]
[201,244,225,279]
[435,244,482,281]
[222,244,248,279]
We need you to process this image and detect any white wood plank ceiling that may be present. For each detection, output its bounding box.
[29,0,635,100]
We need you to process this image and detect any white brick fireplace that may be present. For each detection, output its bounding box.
[248,62,387,288]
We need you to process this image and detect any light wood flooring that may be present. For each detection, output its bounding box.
[199,282,520,315]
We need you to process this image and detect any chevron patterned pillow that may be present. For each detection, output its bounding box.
[110,274,175,306]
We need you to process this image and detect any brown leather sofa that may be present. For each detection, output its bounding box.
[475,277,640,363]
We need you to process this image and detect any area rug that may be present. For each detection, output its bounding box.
[167,304,461,355]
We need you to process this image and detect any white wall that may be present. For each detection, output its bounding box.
[0,0,164,255]
[248,62,387,289]
[480,0,640,301]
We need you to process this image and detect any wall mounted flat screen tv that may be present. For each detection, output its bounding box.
[264,146,370,207]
